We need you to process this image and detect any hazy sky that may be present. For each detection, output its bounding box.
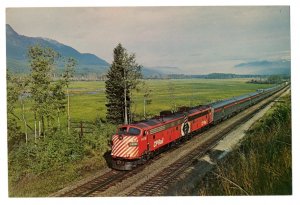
[6,6,290,74]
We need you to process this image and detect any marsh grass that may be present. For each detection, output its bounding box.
[15,79,274,126]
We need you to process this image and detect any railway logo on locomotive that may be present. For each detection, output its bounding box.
[154,138,164,147]
[181,114,191,136]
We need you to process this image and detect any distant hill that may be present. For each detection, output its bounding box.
[165,73,270,79]
[203,73,260,79]
[234,60,291,75]
[6,24,110,75]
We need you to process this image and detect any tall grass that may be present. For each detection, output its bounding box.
[197,94,292,195]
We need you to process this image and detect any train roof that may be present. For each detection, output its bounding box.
[131,105,210,129]
[210,90,261,109]
[210,85,280,109]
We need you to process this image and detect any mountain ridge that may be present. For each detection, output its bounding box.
[6,24,110,74]
[6,24,168,77]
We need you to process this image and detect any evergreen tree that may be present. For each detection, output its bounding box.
[105,43,142,124]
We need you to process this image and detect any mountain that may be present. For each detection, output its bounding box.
[234,60,291,75]
[6,24,110,75]
[6,24,181,78]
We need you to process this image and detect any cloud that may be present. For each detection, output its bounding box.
[6,6,290,74]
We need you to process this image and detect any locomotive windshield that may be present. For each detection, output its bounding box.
[118,127,127,134]
[118,126,141,136]
[128,127,141,136]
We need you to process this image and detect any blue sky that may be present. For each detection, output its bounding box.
[6,6,290,74]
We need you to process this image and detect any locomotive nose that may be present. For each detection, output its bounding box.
[111,134,139,159]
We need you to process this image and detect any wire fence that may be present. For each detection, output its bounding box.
[70,120,94,138]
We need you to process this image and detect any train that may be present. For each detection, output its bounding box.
[110,83,286,170]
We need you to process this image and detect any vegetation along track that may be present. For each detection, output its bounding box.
[57,86,289,197]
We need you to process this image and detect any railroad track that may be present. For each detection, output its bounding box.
[58,170,124,197]
[57,154,165,197]
[56,86,289,197]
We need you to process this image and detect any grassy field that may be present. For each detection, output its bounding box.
[69,78,274,120]
[16,78,274,125]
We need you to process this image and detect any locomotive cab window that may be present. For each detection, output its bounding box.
[128,127,141,136]
[118,127,127,134]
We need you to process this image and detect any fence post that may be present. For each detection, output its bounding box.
[80,121,83,138]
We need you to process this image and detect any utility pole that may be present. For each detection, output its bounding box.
[144,98,146,119]
[67,88,70,134]
[124,62,128,125]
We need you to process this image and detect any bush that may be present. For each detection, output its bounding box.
[8,130,83,182]
[8,120,117,196]
[83,122,116,156]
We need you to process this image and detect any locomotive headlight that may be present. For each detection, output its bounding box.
[128,142,138,146]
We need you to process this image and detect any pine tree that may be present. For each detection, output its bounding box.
[105,43,142,124]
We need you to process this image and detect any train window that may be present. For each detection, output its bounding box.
[153,135,155,139]
[176,126,178,130]
[118,127,127,134]
[128,127,141,136]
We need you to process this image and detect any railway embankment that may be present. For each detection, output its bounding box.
[168,91,291,195]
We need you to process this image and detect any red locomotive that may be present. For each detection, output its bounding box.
[111,84,285,170]
[111,105,212,170]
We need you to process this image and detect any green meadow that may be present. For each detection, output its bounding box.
[16,78,274,126]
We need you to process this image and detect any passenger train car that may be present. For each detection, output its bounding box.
[111,84,285,170]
